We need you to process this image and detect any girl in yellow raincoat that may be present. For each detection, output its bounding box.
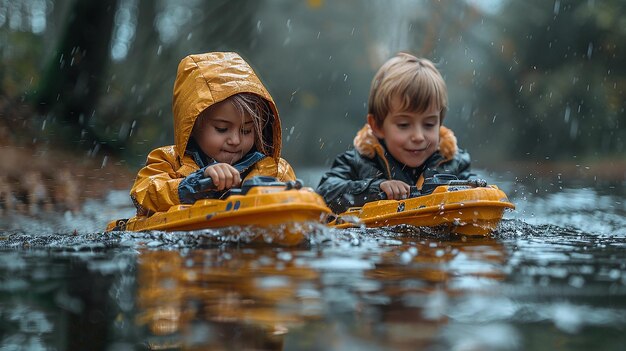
[130,52,296,216]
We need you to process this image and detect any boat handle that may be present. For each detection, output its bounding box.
[377,186,421,200]
[197,176,304,195]
[377,179,488,200]
[197,177,216,192]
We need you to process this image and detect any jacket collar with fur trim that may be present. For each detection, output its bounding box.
[353,123,458,162]
[352,123,459,186]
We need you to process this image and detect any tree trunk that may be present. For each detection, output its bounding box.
[36,0,118,153]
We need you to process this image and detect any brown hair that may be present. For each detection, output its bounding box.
[194,93,273,155]
[368,53,448,126]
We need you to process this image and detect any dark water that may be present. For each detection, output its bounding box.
[1,175,625,350]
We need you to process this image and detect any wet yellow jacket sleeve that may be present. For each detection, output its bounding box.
[130,147,185,215]
[131,149,296,215]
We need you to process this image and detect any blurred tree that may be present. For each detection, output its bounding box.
[93,0,262,164]
[463,0,626,162]
[252,1,379,167]
[2,0,624,170]
[35,0,119,153]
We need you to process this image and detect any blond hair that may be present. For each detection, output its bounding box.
[368,53,448,126]
[195,93,273,155]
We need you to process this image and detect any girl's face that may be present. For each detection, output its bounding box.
[369,97,441,168]
[193,99,255,164]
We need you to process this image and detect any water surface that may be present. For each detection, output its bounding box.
[1,177,625,350]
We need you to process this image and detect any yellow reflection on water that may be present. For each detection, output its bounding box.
[135,248,321,350]
[133,234,506,350]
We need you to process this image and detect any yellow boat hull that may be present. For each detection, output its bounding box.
[331,185,515,235]
[107,186,332,246]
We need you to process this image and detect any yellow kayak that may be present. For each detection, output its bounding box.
[329,175,515,235]
[106,177,332,246]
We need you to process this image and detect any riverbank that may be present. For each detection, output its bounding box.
[0,144,134,215]
[0,96,134,214]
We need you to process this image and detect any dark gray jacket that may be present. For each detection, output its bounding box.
[317,125,473,214]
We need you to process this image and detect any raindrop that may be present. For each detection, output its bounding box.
[553,0,560,15]
[570,119,578,139]
[91,143,101,157]
[564,105,571,122]
[586,42,593,59]
[118,122,130,139]
[101,156,109,168]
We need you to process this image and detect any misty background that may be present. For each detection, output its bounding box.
[1,0,624,178]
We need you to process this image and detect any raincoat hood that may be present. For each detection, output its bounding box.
[172,52,282,162]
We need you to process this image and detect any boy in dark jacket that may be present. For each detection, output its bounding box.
[317,52,473,214]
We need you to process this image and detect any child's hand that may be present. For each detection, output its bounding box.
[203,163,241,191]
[380,180,411,200]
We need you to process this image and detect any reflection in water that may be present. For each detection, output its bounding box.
[0,250,137,350]
[135,248,321,350]
[355,233,507,350]
[132,231,507,350]
[1,185,626,350]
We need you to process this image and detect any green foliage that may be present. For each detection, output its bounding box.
[0,31,43,97]
[466,0,625,161]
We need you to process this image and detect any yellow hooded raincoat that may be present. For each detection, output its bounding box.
[130,52,295,216]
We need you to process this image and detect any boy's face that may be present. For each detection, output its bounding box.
[368,97,441,168]
[193,99,255,164]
